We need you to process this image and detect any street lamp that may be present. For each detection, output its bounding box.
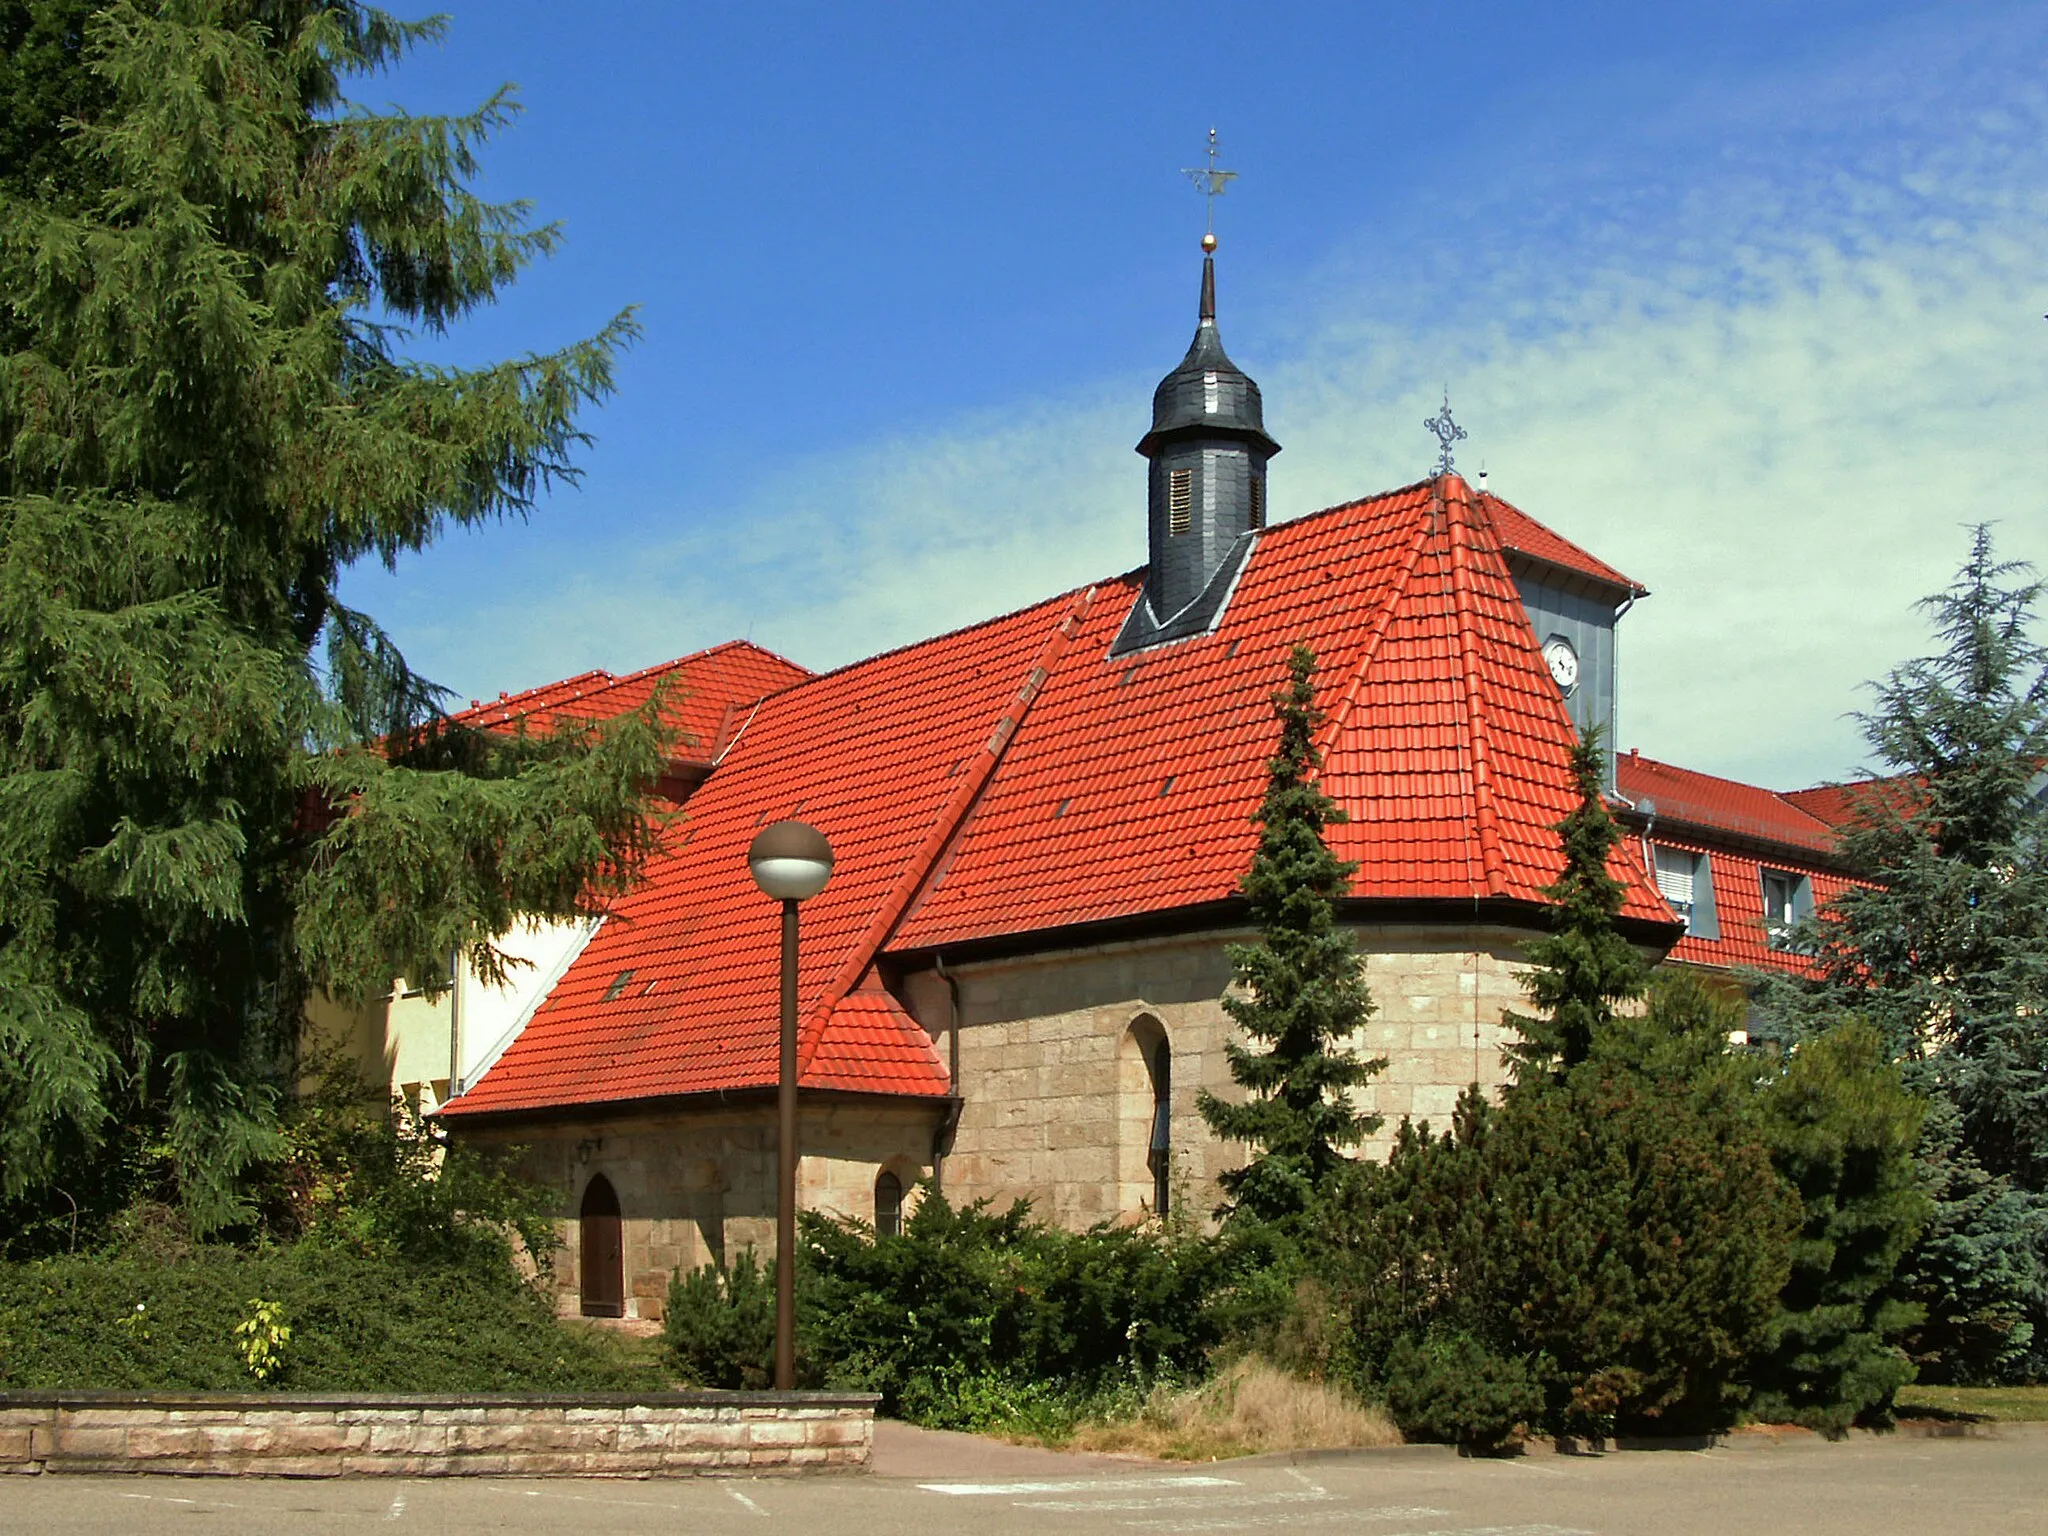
[746,819,833,1392]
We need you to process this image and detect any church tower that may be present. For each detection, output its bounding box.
[1113,238,1281,655]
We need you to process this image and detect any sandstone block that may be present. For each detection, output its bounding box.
[338,1407,421,1426]
[51,1426,127,1457]
[803,1418,867,1446]
[0,1428,33,1462]
[63,1409,140,1429]
[125,1427,212,1459]
[660,1448,724,1469]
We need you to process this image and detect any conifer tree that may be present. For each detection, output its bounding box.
[1198,644,1383,1225]
[1750,526,2048,1379]
[1503,729,1648,1086]
[0,2,674,1230]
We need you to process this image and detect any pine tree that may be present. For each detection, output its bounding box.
[0,3,674,1231]
[1749,1023,1930,1433]
[1749,527,2048,1380]
[1197,644,1383,1226]
[1503,729,1649,1086]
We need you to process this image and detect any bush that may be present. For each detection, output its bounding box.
[1382,1333,1542,1453]
[1749,1022,1932,1432]
[663,1249,775,1389]
[0,1243,662,1392]
[1325,1066,1798,1437]
[660,1190,1221,1419]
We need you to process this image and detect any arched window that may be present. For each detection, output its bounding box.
[874,1169,904,1238]
[579,1173,624,1318]
[1147,1035,1172,1216]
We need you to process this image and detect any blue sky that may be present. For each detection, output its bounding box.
[338,1,2048,789]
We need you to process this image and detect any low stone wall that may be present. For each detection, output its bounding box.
[0,1390,875,1477]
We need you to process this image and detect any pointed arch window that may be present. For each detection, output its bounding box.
[874,1169,904,1238]
[1147,1036,1172,1216]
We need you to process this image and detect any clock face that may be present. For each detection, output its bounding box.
[1543,635,1580,694]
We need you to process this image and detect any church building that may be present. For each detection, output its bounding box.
[326,241,1853,1322]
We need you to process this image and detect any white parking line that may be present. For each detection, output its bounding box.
[921,1476,1242,1496]
[1116,1506,1459,1533]
[1022,1491,1340,1513]
[385,1490,407,1520]
[727,1486,769,1517]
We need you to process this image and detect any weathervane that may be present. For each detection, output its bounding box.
[1424,389,1467,476]
[1182,127,1236,252]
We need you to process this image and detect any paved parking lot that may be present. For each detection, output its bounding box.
[1,1426,2040,1535]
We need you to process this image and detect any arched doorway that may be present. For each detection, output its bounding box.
[579,1173,624,1318]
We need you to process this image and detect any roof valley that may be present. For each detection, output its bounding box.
[794,584,1099,1076]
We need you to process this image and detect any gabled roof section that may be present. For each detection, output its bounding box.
[450,641,811,762]
[446,475,1675,1122]
[1616,751,1840,855]
[892,474,1673,949]
[441,595,1087,1120]
[1483,491,1646,597]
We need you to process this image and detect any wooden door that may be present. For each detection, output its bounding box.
[579,1174,624,1318]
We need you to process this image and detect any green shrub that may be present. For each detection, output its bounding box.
[0,1245,661,1392]
[658,1189,1221,1420]
[1749,1022,1932,1432]
[1382,1333,1542,1453]
[1325,1068,1798,1437]
[663,1249,776,1389]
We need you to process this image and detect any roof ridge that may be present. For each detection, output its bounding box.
[1446,477,1510,895]
[601,637,814,690]
[794,584,1100,1078]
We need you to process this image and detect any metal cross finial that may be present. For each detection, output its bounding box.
[1182,127,1237,246]
[1424,389,1467,475]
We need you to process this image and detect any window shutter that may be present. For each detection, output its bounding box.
[1653,846,1695,906]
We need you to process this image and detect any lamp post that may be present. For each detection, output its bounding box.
[746,819,833,1392]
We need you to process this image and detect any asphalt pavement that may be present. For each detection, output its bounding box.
[1,1422,2041,1535]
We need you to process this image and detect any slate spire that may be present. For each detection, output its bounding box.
[1114,247,1281,655]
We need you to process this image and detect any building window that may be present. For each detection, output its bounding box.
[874,1169,903,1238]
[1652,845,1718,940]
[1248,475,1265,531]
[1147,1035,1172,1217]
[1168,468,1193,535]
[1761,868,1814,950]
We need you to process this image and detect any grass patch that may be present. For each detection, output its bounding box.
[1893,1384,2048,1423]
[1059,1359,1402,1461]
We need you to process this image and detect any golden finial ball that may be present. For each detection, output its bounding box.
[1201,232,1218,253]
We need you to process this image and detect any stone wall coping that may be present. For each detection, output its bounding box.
[0,1390,877,1412]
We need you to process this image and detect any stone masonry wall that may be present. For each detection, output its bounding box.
[461,1100,938,1321]
[0,1392,874,1477]
[901,923,1545,1228]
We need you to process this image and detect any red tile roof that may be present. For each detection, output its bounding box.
[1626,831,1856,974]
[1483,492,1645,595]
[451,641,811,762]
[1615,751,1840,854]
[443,474,1675,1122]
